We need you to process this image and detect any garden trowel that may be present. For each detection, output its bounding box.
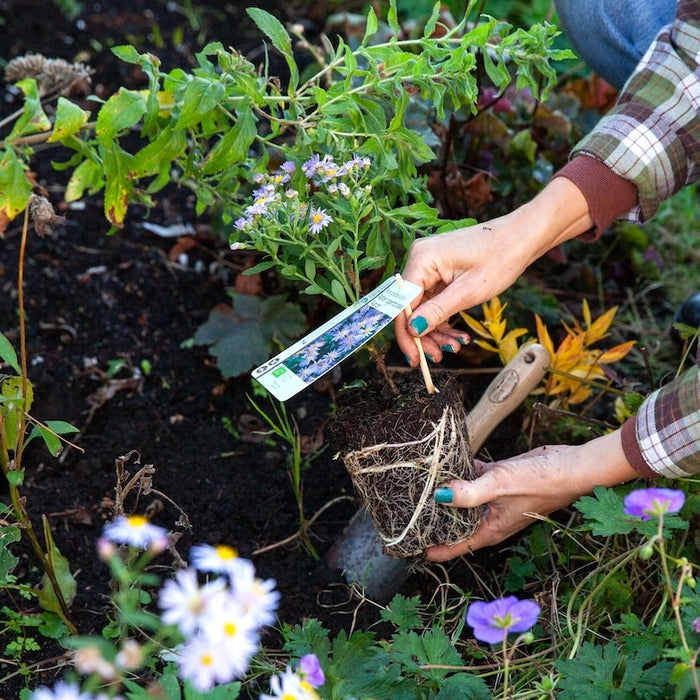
[327,342,551,601]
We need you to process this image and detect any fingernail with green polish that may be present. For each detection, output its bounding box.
[441,344,455,353]
[403,353,413,367]
[435,487,453,504]
[425,353,434,362]
[410,316,428,335]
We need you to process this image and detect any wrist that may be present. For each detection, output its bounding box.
[569,430,639,495]
[515,177,594,265]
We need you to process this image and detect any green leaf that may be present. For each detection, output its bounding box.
[1,375,33,452]
[95,88,147,145]
[192,296,307,379]
[101,144,135,227]
[129,127,187,179]
[574,486,635,537]
[26,421,78,457]
[65,158,105,202]
[380,594,422,630]
[9,78,51,138]
[556,642,673,698]
[201,106,256,174]
[47,97,90,142]
[175,76,225,129]
[0,333,20,373]
[0,520,21,582]
[36,517,77,615]
[364,7,378,43]
[247,8,293,56]
[0,147,33,226]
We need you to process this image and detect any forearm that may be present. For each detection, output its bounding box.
[567,430,640,495]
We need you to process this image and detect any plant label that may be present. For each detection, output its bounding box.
[252,276,421,401]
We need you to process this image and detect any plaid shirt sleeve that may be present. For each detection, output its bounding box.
[571,0,700,222]
[621,349,700,477]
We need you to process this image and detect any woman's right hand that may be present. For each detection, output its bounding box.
[395,177,595,365]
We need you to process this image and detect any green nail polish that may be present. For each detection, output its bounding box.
[435,488,453,504]
[425,353,434,362]
[403,353,412,366]
[441,344,455,353]
[410,316,428,335]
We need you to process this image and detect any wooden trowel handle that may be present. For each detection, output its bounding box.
[466,343,550,454]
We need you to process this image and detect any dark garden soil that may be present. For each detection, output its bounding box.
[0,1,541,696]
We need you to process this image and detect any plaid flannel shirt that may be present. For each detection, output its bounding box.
[573,0,700,223]
[567,0,700,476]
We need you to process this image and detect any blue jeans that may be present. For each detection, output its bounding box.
[553,0,677,89]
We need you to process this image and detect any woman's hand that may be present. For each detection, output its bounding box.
[396,177,594,365]
[427,429,640,561]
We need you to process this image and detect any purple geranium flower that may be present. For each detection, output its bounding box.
[466,596,541,644]
[297,653,325,687]
[623,487,685,520]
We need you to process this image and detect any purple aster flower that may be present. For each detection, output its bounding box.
[280,160,296,174]
[297,653,325,687]
[233,217,251,232]
[623,487,686,520]
[466,596,541,644]
[308,207,332,234]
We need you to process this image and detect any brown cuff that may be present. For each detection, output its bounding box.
[620,418,658,479]
[553,155,638,240]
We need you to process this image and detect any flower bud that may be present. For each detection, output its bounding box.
[638,543,655,560]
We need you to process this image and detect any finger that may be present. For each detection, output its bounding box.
[435,474,496,510]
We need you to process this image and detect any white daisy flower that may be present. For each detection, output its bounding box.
[175,633,241,692]
[189,544,253,579]
[231,562,280,627]
[102,515,169,551]
[308,207,332,234]
[158,567,228,636]
[199,597,260,676]
[30,681,93,700]
[261,666,320,700]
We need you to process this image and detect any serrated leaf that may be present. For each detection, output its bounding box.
[247,8,293,56]
[574,486,635,536]
[380,594,423,630]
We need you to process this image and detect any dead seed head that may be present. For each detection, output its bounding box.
[29,194,65,237]
[5,53,93,96]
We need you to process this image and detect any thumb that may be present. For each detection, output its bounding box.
[437,473,495,509]
[409,288,467,336]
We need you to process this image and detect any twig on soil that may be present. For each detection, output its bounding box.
[252,495,354,555]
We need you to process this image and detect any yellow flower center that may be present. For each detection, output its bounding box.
[127,515,148,527]
[201,653,213,667]
[215,545,238,560]
[224,621,237,637]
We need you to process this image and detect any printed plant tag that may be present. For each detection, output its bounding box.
[252,276,421,401]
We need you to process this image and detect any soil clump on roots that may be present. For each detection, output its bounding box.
[331,374,481,559]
